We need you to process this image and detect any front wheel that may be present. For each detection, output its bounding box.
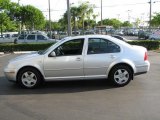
[17,68,42,88]
[109,65,132,87]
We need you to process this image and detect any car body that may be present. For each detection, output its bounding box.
[114,30,124,36]
[15,34,56,44]
[4,35,150,88]
[57,32,68,39]
[84,31,96,35]
[72,31,81,36]
[138,30,151,39]
[149,30,160,40]
[0,34,18,43]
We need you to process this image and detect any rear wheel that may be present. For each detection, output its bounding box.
[109,65,132,87]
[150,38,155,40]
[17,68,42,88]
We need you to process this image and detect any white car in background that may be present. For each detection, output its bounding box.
[149,30,160,40]
[15,34,56,44]
[4,35,150,88]
[0,33,18,43]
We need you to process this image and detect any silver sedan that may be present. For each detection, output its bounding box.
[4,35,150,88]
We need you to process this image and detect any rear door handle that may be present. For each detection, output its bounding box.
[110,55,116,59]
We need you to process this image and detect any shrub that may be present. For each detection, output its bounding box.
[127,40,160,50]
[0,43,54,52]
[0,40,159,52]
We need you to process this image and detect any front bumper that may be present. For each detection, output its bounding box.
[4,68,17,82]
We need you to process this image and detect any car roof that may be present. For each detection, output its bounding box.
[65,35,130,46]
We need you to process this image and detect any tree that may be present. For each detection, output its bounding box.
[98,18,122,29]
[122,21,132,27]
[45,20,61,31]
[134,18,141,28]
[0,0,10,10]
[60,1,96,31]
[78,1,95,30]
[0,12,15,34]
[150,13,160,27]
[70,6,79,31]
[20,5,45,30]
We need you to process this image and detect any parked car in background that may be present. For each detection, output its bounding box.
[111,35,133,42]
[84,31,96,35]
[149,30,160,40]
[72,31,81,36]
[138,30,150,39]
[114,30,124,36]
[0,33,18,43]
[15,34,56,44]
[57,31,68,39]
[111,35,127,42]
[0,34,5,38]
[4,35,150,88]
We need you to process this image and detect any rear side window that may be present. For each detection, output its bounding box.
[37,35,47,40]
[18,35,26,39]
[88,38,120,54]
[27,35,35,40]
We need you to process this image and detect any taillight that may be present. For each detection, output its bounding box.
[144,52,148,61]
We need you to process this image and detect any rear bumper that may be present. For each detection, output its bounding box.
[135,61,150,75]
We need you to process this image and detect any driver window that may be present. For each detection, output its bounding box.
[54,38,84,56]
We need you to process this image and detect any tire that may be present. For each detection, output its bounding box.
[14,39,17,44]
[17,68,42,88]
[109,65,132,87]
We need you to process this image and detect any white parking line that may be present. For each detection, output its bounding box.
[0,54,11,57]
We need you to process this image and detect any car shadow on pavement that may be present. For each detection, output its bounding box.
[0,76,118,95]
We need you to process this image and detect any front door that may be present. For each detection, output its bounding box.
[43,38,85,79]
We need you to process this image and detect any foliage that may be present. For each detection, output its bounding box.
[0,0,10,9]
[20,5,45,30]
[98,18,122,29]
[45,20,61,31]
[59,2,97,31]
[0,43,54,52]
[150,13,160,27]
[0,12,16,34]
[122,21,132,27]
[127,40,160,50]
[0,41,159,52]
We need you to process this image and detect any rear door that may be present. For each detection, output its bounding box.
[26,35,36,43]
[84,37,121,78]
[37,34,48,43]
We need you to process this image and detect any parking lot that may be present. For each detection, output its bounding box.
[0,51,160,120]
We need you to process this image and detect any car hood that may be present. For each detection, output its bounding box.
[10,52,40,62]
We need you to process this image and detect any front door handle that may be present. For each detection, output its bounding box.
[76,57,81,61]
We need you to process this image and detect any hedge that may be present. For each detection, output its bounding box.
[0,40,159,52]
[127,40,160,50]
[0,43,54,52]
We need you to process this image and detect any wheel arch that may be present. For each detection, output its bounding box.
[16,66,44,82]
[107,62,135,80]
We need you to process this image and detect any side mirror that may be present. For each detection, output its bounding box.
[49,51,56,57]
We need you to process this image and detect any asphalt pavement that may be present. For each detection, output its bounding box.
[0,51,160,120]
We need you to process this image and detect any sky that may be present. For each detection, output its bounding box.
[11,0,160,23]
